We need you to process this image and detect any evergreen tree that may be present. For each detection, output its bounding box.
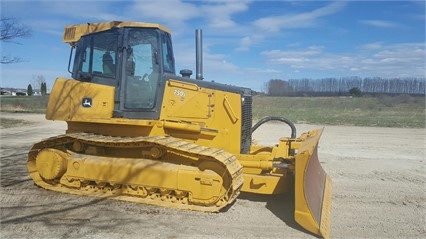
[27,84,33,96]
[40,82,47,95]
[349,87,362,97]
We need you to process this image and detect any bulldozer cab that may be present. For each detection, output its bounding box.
[68,23,175,119]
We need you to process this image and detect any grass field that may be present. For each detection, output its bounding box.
[1,94,425,128]
[0,96,48,113]
[252,95,425,128]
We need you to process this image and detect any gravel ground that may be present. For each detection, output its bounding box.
[1,113,425,239]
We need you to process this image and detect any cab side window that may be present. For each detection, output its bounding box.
[162,33,175,74]
[78,31,118,78]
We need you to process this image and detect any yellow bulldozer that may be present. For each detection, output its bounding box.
[27,21,332,238]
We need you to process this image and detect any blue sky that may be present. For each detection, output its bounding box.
[1,0,425,92]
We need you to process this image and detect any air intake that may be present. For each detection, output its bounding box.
[63,27,76,42]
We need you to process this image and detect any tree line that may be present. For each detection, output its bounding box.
[265,77,426,96]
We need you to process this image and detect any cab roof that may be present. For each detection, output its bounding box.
[63,21,171,44]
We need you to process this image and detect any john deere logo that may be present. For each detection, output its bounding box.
[82,98,92,108]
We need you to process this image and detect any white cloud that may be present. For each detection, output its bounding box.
[359,42,383,50]
[126,0,251,32]
[262,46,323,59]
[203,52,240,74]
[128,0,200,24]
[236,36,253,51]
[42,1,124,21]
[253,1,347,32]
[201,1,251,29]
[261,42,425,78]
[359,20,402,28]
[373,43,425,64]
[2,1,126,36]
[250,68,282,74]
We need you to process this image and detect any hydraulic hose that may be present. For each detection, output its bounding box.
[251,116,297,139]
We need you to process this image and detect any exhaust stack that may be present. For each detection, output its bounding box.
[195,29,203,80]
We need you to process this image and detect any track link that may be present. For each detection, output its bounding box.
[27,133,244,212]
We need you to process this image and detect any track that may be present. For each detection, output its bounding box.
[27,133,244,212]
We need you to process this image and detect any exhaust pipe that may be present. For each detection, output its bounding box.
[195,29,203,80]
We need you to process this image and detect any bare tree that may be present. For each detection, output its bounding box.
[1,17,32,64]
[32,74,46,90]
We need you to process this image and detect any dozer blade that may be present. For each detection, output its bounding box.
[294,128,332,239]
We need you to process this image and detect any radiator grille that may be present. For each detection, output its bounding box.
[240,92,252,154]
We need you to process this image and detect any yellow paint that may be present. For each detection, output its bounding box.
[46,78,114,121]
[159,79,242,154]
[63,21,171,44]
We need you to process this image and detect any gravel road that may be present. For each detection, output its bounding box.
[1,113,425,239]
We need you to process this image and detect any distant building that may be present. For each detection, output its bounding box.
[15,92,27,96]
[0,87,32,96]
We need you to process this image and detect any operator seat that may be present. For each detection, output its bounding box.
[102,52,115,75]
